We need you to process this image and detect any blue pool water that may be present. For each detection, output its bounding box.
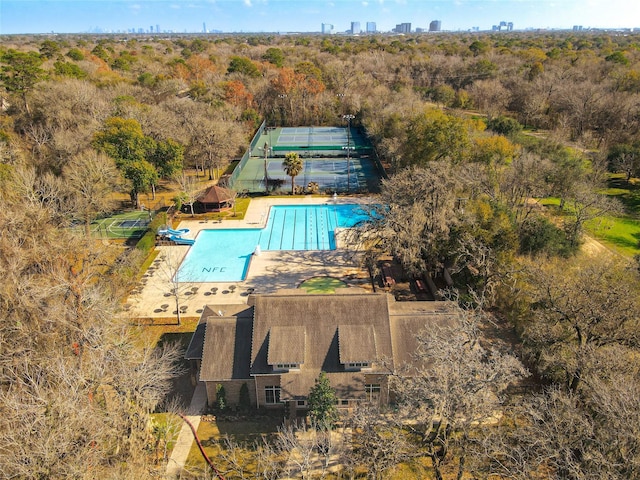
[177,204,371,283]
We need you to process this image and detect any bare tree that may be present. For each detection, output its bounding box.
[354,164,461,276]
[0,202,183,478]
[63,149,121,237]
[154,247,197,325]
[392,306,528,480]
[173,171,202,217]
[563,184,623,248]
[346,405,416,480]
[187,117,244,180]
[523,257,640,393]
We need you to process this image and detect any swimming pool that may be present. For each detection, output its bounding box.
[176,204,371,283]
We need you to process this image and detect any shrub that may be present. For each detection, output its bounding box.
[519,215,576,257]
[135,211,167,253]
[66,48,85,61]
[486,115,523,136]
[215,384,227,411]
[239,382,251,410]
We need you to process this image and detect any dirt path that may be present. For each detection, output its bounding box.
[581,234,619,259]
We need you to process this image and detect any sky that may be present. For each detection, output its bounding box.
[1,0,639,35]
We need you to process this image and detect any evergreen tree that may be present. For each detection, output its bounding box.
[307,372,338,430]
[239,382,251,411]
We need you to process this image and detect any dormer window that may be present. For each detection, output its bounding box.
[338,325,377,372]
[267,326,305,372]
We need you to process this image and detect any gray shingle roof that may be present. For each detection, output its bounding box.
[198,305,254,381]
[388,299,459,369]
[249,292,393,375]
[192,291,460,400]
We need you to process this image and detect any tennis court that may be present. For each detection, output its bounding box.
[270,126,368,155]
[230,125,383,193]
[85,211,152,239]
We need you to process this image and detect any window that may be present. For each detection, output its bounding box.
[297,400,306,407]
[365,384,381,402]
[264,385,281,404]
[346,362,370,370]
[275,363,300,370]
[341,399,349,406]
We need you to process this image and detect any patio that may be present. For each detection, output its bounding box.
[124,196,373,319]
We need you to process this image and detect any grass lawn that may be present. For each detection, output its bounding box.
[134,317,201,348]
[149,412,183,465]
[184,415,283,474]
[585,214,640,257]
[538,187,640,258]
[298,276,347,293]
[601,174,640,212]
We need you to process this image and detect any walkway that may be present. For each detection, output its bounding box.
[165,382,208,479]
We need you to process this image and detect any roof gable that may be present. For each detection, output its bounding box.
[338,324,376,363]
[267,326,306,365]
[199,314,253,381]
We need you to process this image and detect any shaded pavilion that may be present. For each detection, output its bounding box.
[193,185,234,213]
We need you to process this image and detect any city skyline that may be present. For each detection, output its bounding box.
[1,0,639,35]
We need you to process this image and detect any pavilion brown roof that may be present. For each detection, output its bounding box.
[197,185,234,204]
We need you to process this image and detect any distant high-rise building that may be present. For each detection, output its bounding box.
[156,24,160,33]
[394,22,411,34]
[322,23,334,34]
[573,25,584,31]
[366,21,376,33]
[429,20,441,32]
[494,21,513,31]
[351,21,361,34]
[150,25,154,33]
[203,22,207,33]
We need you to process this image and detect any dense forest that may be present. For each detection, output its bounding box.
[1,31,640,478]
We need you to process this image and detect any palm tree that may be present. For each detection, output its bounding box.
[283,152,303,194]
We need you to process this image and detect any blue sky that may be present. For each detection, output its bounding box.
[1,0,638,35]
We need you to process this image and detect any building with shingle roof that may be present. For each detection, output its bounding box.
[186,291,458,411]
[190,185,235,213]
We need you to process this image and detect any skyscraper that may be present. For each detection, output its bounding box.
[351,22,361,34]
[394,23,411,34]
[322,23,334,34]
[366,22,376,33]
[203,22,207,33]
[429,20,441,32]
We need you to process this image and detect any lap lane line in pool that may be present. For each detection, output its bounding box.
[176,204,372,283]
[280,209,287,250]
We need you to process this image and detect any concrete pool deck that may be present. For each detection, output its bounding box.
[124,196,375,319]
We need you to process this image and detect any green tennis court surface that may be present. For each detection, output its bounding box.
[232,125,382,193]
[71,211,152,239]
